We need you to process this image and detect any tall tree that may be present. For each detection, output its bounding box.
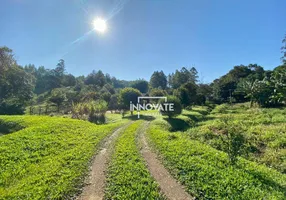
[85,70,106,87]
[130,79,149,93]
[0,47,34,114]
[49,88,67,112]
[174,87,190,108]
[150,70,167,89]
[169,67,198,89]
[62,74,76,87]
[119,87,141,114]
[281,34,286,64]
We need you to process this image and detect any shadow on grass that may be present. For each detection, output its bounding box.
[164,118,191,132]
[0,119,24,136]
[191,109,209,116]
[182,114,215,123]
[239,165,286,196]
[182,114,199,122]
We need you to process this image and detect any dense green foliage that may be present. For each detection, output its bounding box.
[0,116,126,199]
[147,118,286,199]
[281,34,286,64]
[150,70,167,90]
[105,121,164,199]
[0,47,34,114]
[72,100,108,124]
[159,95,182,118]
[168,67,198,89]
[130,79,149,93]
[119,87,142,109]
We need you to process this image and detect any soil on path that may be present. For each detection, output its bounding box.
[138,122,194,200]
[77,123,130,200]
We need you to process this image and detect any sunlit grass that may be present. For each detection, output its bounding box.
[0,116,126,199]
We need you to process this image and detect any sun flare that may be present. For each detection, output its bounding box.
[93,18,107,33]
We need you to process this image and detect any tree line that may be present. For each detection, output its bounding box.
[0,34,285,118]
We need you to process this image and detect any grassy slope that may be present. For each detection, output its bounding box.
[105,120,164,199]
[0,115,126,199]
[147,118,286,199]
[188,104,286,173]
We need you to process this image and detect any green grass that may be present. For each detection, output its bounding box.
[1,104,285,199]
[147,118,286,199]
[188,104,286,173]
[105,113,124,123]
[0,115,126,199]
[105,120,164,199]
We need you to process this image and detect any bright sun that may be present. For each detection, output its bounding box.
[93,18,107,33]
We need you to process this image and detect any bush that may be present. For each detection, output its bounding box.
[212,104,229,113]
[119,87,141,112]
[89,113,106,124]
[72,100,107,124]
[0,101,25,115]
[159,95,182,118]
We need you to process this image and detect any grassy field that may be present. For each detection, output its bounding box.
[146,117,286,199]
[105,120,164,199]
[187,104,286,174]
[0,104,286,199]
[0,116,127,199]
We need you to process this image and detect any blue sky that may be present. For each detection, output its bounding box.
[1,0,286,83]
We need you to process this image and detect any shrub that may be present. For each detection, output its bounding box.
[159,95,182,118]
[219,116,247,165]
[212,103,229,113]
[119,87,141,114]
[0,100,25,115]
[72,100,107,124]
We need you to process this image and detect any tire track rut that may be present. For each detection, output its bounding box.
[138,122,194,200]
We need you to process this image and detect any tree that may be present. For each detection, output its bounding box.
[0,47,34,114]
[269,68,286,105]
[168,67,198,89]
[111,77,129,88]
[85,70,106,87]
[150,71,167,89]
[197,84,212,102]
[281,34,286,64]
[81,92,101,102]
[103,83,115,95]
[49,88,67,112]
[130,79,149,93]
[219,117,246,165]
[149,88,167,97]
[182,82,198,104]
[72,100,108,124]
[34,66,49,94]
[159,95,182,118]
[247,64,265,81]
[210,65,255,103]
[0,46,14,74]
[108,94,119,111]
[119,87,141,114]
[62,74,76,87]
[174,87,190,108]
[55,59,65,77]
[236,79,265,107]
[173,81,200,107]
[100,87,112,103]
[44,59,66,90]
